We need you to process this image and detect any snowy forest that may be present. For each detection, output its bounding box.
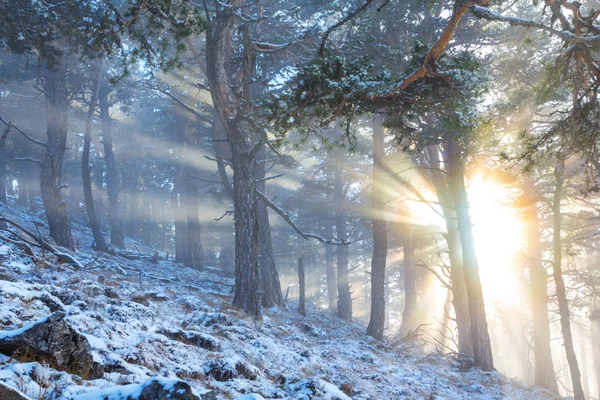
[1,0,600,399]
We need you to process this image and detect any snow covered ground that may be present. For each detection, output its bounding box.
[0,201,559,399]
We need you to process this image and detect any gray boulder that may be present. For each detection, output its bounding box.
[0,381,32,400]
[73,378,215,400]
[0,312,103,379]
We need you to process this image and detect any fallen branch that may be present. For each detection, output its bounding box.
[255,189,347,245]
[0,215,82,269]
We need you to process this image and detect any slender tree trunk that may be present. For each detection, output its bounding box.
[590,309,600,399]
[447,139,493,371]
[256,151,282,308]
[16,166,28,207]
[367,116,388,340]
[40,54,72,249]
[180,123,204,269]
[325,220,337,310]
[399,227,418,338]
[82,60,108,252]
[427,144,473,359]
[0,149,7,203]
[553,158,585,400]
[298,255,306,316]
[183,176,204,269]
[99,84,125,248]
[334,165,352,321]
[521,178,557,392]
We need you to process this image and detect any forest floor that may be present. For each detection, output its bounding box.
[0,199,560,400]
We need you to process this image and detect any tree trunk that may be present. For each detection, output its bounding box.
[180,123,204,270]
[256,149,282,308]
[590,309,600,399]
[231,142,261,316]
[40,54,72,249]
[325,220,337,311]
[427,144,473,359]
[205,4,261,316]
[99,83,125,248]
[298,255,306,316]
[82,60,108,252]
[399,227,417,338]
[552,158,585,400]
[447,139,493,371]
[521,178,557,393]
[367,116,388,340]
[334,166,352,321]
[0,149,7,203]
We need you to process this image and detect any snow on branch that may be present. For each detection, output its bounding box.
[470,5,584,42]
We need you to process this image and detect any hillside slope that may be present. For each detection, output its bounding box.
[0,201,558,400]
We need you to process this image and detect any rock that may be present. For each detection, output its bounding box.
[236,395,265,400]
[0,312,104,379]
[203,358,260,381]
[0,381,32,400]
[73,377,211,400]
[158,327,221,351]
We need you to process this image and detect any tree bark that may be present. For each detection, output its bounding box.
[205,3,261,316]
[82,59,108,252]
[256,148,282,308]
[367,116,388,340]
[40,54,72,249]
[399,226,418,338]
[99,83,125,248]
[334,165,352,321]
[552,158,585,400]
[521,177,557,393]
[427,143,473,359]
[298,254,306,316]
[447,139,494,371]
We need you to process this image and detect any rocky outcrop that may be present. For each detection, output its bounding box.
[0,381,32,400]
[158,327,221,351]
[73,377,216,400]
[0,312,103,379]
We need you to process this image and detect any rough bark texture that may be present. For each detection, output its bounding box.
[298,255,306,316]
[399,227,417,338]
[99,83,125,249]
[81,60,108,252]
[427,144,473,359]
[521,178,557,393]
[552,159,585,400]
[325,220,337,310]
[206,3,261,316]
[367,116,388,340]
[334,166,352,321]
[447,140,494,371]
[40,54,72,249]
